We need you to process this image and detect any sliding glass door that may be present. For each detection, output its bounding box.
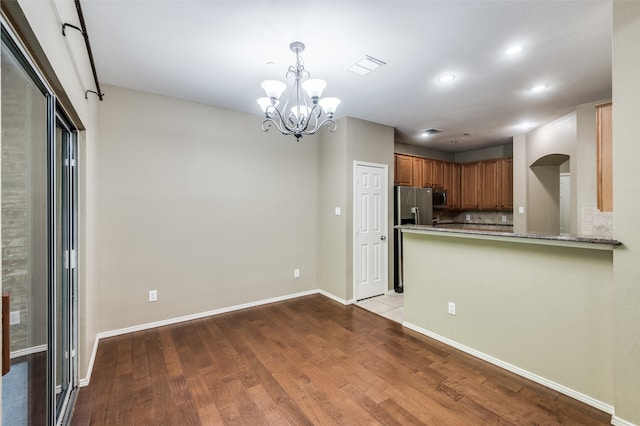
[1,25,78,425]
[54,116,78,424]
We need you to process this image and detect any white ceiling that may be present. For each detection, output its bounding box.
[81,0,612,152]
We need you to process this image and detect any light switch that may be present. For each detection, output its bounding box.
[519,206,525,214]
[335,207,341,216]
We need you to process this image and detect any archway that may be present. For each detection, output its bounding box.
[529,154,570,235]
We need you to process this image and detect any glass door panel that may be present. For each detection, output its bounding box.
[1,34,50,425]
[54,117,77,422]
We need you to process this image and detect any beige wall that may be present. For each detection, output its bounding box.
[403,231,614,407]
[317,118,348,299]
[512,134,527,233]
[525,112,576,234]
[318,117,395,301]
[95,85,319,331]
[515,102,610,237]
[394,142,454,162]
[612,1,640,423]
[453,143,513,163]
[346,117,395,299]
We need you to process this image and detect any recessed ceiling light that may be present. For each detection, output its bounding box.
[530,84,549,92]
[506,45,523,55]
[438,74,456,83]
[516,122,534,130]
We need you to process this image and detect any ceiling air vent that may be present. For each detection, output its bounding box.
[422,128,443,136]
[346,55,386,76]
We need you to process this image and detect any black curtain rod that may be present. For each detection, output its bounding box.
[62,0,103,101]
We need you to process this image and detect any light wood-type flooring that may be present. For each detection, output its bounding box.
[72,294,610,425]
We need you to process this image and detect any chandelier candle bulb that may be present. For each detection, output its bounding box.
[257,41,340,141]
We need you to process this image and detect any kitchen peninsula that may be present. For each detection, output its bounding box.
[399,224,620,414]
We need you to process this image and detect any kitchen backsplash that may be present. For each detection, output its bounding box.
[581,206,613,239]
[434,210,513,226]
[433,208,613,238]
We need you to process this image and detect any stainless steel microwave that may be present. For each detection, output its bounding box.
[432,188,447,209]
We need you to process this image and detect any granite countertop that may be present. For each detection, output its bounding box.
[397,224,622,247]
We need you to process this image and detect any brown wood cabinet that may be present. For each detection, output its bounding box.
[412,157,424,188]
[421,158,444,188]
[443,161,461,209]
[596,102,613,212]
[394,154,413,186]
[422,159,433,187]
[395,153,512,211]
[461,162,480,209]
[432,161,444,188]
[500,157,513,209]
[480,159,500,209]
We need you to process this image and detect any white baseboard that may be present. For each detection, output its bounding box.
[10,344,47,359]
[403,321,615,416]
[612,414,639,426]
[317,289,351,305]
[79,289,341,386]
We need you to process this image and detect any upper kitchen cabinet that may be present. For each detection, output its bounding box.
[461,162,480,209]
[412,156,424,187]
[395,153,512,211]
[480,159,500,209]
[500,157,513,209]
[443,162,461,209]
[422,158,444,188]
[395,154,413,186]
[461,158,513,211]
[596,102,612,212]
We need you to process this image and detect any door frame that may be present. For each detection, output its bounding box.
[352,160,389,301]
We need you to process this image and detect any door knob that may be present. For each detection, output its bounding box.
[380,235,387,241]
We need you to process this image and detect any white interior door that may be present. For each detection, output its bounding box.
[354,162,388,300]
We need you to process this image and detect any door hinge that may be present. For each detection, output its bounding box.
[64,250,69,269]
[71,349,76,358]
[71,249,78,269]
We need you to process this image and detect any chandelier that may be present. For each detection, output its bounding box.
[257,41,340,141]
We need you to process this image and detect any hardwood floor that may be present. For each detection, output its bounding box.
[72,294,611,425]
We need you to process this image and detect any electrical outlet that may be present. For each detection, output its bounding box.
[465,214,471,221]
[10,310,20,325]
[448,302,456,316]
[148,290,158,302]
[294,269,300,278]
[502,215,507,222]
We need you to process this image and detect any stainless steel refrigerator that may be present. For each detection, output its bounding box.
[394,186,433,292]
